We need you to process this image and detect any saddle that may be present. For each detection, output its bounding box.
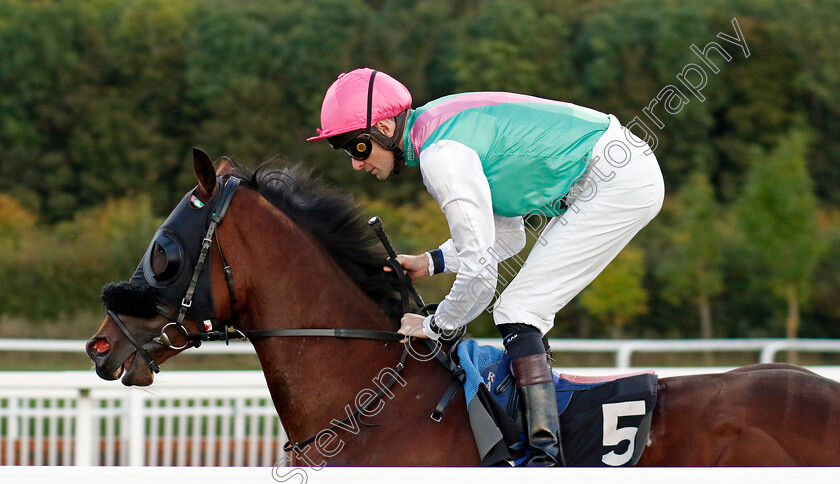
[453,339,658,467]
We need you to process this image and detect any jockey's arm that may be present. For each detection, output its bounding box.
[414,140,500,340]
[435,214,525,274]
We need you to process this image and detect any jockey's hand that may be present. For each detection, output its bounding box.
[398,313,428,343]
[383,254,430,281]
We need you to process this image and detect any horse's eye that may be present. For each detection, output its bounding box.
[151,243,167,277]
[150,236,182,282]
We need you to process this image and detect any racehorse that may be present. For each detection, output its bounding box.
[86,149,840,466]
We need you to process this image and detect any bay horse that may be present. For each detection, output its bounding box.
[86,149,840,466]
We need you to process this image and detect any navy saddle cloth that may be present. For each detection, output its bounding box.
[455,339,658,467]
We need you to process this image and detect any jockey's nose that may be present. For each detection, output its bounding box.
[351,158,366,171]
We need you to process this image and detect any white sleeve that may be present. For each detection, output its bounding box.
[491,215,526,260]
[437,238,460,274]
[419,140,498,332]
[437,215,525,274]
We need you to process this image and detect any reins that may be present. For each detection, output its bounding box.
[110,175,465,457]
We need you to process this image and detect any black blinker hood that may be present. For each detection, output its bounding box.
[122,177,229,323]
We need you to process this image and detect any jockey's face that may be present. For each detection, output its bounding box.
[349,118,398,180]
[350,142,395,180]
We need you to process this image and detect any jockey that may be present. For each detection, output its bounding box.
[308,68,665,466]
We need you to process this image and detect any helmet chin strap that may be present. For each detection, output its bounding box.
[370,110,408,175]
[392,156,406,175]
[364,69,408,175]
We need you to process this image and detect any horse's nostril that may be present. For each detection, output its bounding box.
[92,338,111,355]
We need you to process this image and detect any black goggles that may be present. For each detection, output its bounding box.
[328,130,373,161]
[327,70,381,162]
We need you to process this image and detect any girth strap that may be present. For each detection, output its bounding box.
[428,339,465,422]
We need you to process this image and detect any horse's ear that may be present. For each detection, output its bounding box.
[217,157,234,177]
[193,148,216,196]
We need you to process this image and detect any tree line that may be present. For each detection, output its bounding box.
[1,0,839,340]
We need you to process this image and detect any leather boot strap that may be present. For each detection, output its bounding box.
[511,354,553,387]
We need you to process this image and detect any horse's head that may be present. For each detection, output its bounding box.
[86,148,239,386]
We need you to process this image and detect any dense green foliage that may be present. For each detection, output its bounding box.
[2,0,840,339]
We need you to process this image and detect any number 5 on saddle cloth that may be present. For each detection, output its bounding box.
[453,340,658,467]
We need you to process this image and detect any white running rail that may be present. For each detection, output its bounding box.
[3,336,840,467]
[3,368,840,467]
[0,371,285,467]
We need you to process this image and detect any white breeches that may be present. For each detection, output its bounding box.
[493,114,665,335]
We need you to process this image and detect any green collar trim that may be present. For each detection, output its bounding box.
[402,109,419,167]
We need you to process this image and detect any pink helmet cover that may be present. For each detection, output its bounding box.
[307,68,412,141]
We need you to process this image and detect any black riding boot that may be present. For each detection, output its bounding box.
[512,354,565,467]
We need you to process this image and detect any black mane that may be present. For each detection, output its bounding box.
[230,161,406,325]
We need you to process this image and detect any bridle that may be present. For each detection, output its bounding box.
[109,176,407,370]
[108,175,243,373]
[107,175,464,454]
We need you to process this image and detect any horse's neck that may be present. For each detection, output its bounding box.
[222,195,410,442]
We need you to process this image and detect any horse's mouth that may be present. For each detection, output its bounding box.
[88,337,156,386]
[111,350,155,386]
[119,351,155,386]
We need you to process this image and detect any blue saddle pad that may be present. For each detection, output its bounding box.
[457,339,622,413]
[456,339,658,467]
